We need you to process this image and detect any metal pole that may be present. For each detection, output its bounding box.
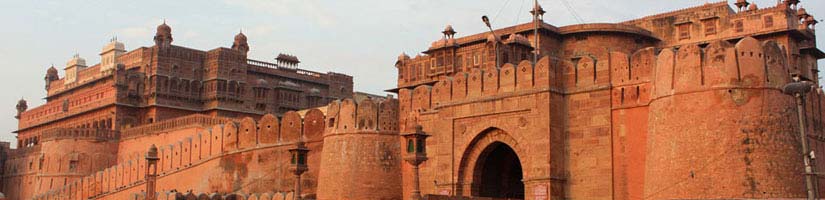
[533,0,539,66]
[795,92,817,200]
[412,164,422,200]
[295,174,302,200]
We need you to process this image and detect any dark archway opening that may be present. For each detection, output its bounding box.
[476,142,524,199]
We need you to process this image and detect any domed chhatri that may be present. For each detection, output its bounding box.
[154,21,173,48]
[234,31,247,42]
[232,30,249,53]
[157,22,171,35]
[442,25,456,38]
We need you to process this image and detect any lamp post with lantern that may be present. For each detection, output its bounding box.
[289,141,310,200]
[145,145,159,200]
[402,125,430,200]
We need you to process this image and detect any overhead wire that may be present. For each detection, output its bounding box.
[514,0,526,24]
[492,0,513,24]
[559,0,585,23]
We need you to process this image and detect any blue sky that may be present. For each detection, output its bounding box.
[0,0,822,147]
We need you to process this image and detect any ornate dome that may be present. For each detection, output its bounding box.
[157,22,171,35]
[234,32,247,42]
[147,144,159,158]
[442,25,456,36]
[154,21,174,47]
[47,66,57,75]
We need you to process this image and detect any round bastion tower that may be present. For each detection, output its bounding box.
[643,38,806,198]
[316,98,402,200]
[33,128,119,196]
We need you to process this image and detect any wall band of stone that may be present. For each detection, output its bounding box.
[30,107,335,200]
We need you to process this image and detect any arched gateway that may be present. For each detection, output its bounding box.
[458,128,526,199]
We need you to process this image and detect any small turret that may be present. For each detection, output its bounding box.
[64,54,87,84]
[154,21,173,48]
[45,65,58,90]
[442,25,456,39]
[15,98,27,119]
[232,30,249,54]
[530,2,546,20]
[100,38,125,73]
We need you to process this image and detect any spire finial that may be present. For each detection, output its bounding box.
[163,18,166,24]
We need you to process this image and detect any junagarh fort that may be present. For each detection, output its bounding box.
[1,0,823,199]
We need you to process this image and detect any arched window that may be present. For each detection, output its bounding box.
[407,139,415,153]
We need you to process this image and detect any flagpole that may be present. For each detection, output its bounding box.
[533,0,540,66]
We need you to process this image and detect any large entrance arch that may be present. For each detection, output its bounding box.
[457,128,526,199]
[475,142,524,199]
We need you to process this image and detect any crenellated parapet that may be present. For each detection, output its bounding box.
[323,98,400,135]
[399,55,571,115]
[31,109,330,200]
[317,98,403,200]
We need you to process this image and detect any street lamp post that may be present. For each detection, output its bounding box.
[289,141,310,200]
[482,16,500,68]
[402,125,430,200]
[145,145,159,200]
[782,80,819,200]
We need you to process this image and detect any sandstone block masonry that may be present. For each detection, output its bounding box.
[394,1,823,200]
[26,97,400,200]
[3,1,825,200]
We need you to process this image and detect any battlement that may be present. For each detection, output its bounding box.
[31,105,340,199]
[323,98,400,134]
[399,36,803,111]
[399,56,564,112]
[40,128,119,142]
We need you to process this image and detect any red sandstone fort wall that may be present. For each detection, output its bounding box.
[29,108,331,200]
[316,98,402,200]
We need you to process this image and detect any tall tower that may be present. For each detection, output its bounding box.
[63,54,87,84]
[99,38,125,73]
